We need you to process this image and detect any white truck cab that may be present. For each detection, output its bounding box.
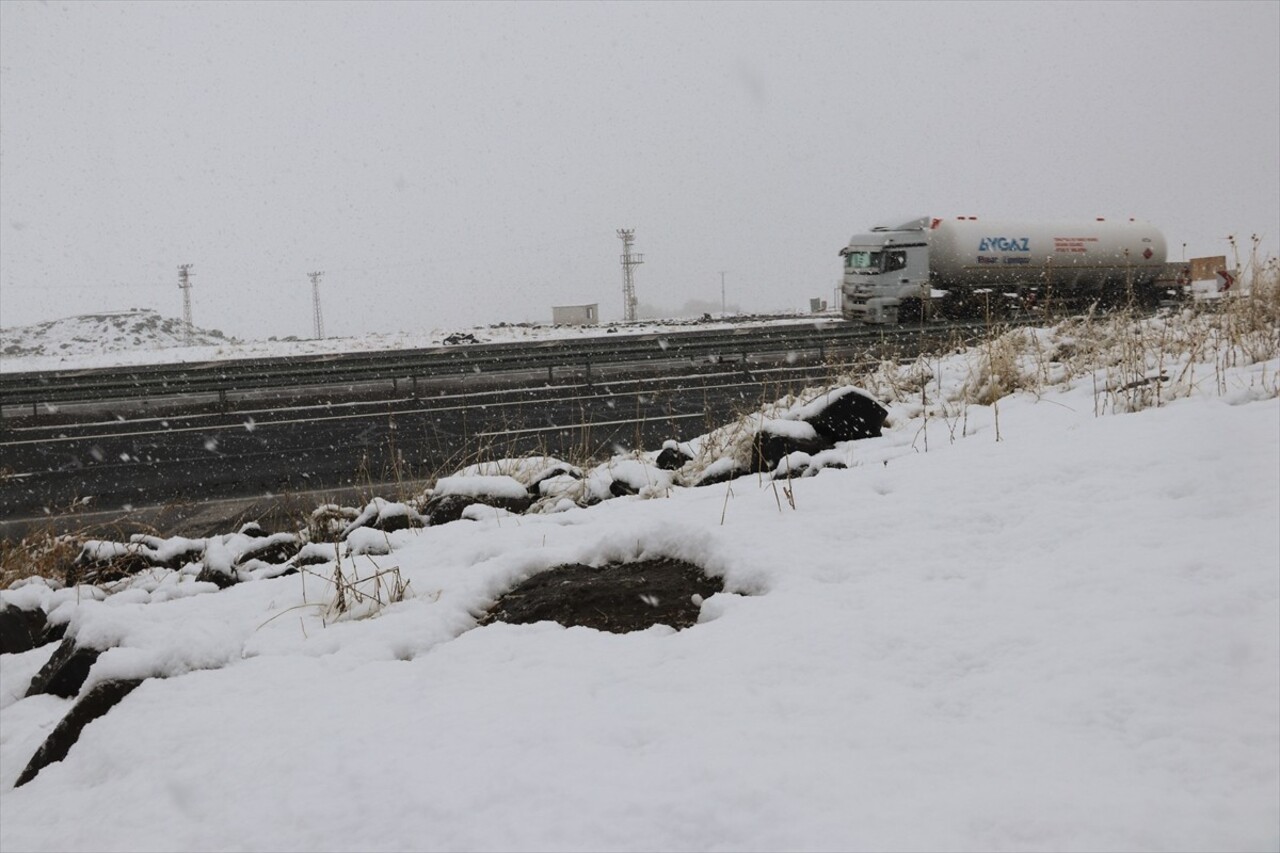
[840,218,933,323]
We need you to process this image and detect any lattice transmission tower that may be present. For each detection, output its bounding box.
[308,271,325,339]
[617,229,643,322]
[177,264,195,346]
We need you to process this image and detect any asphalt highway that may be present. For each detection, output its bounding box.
[1,317,1009,539]
[0,362,837,538]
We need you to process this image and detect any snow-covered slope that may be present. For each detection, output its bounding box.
[0,309,235,362]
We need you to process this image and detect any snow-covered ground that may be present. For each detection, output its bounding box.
[1,316,1277,851]
[0,309,839,374]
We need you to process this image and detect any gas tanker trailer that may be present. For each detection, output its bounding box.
[839,216,1177,324]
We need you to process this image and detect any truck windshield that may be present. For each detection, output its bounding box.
[844,250,882,272]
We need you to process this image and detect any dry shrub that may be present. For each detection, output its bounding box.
[968,327,1041,406]
[321,558,410,623]
[854,357,933,405]
[0,531,81,589]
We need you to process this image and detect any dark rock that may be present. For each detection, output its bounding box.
[422,492,534,526]
[291,548,335,568]
[237,522,268,538]
[801,387,889,443]
[655,444,694,471]
[235,534,302,566]
[338,501,425,539]
[15,678,146,788]
[133,538,205,570]
[609,479,638,498]
[371,510,419,533]
[69,545,157,585]
[41,619,67,646]
[309,505,360,542]
[0,603,39,655]
[690,463,747,488]
[480,558,727,634]
[195,565,238,589]
[772,460,810,479]
[526,464,582,494]
[26,639,103,698]
[421,494,474,526]
[750,432,831,473]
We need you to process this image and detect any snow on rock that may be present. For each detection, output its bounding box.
[654,439,695,471]
[24,640,102,699]
[455,456,583,488]
[421,474,537,525]
[535,473,587,502]
[459,504,519,523]
[338,498,424,540]
[309,504,360,541]
[758,416,819,440]
[668,384,887,484]
[198,532,301,584]
[345,527,395,557]
[432,475,530,501]
[72,535,206,583]
[292,542,340,568]
[13,678,145,789]
[796,384,889,441]
[582,456,675,501]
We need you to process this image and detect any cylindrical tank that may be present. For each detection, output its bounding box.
[926,218,1167,289]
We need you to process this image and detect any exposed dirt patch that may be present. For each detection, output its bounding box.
[481,558,726,633]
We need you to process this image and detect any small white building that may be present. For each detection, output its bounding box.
[552,303,599,326]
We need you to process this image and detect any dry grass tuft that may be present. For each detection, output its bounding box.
[0,530,82,589]
[305,550,411,625]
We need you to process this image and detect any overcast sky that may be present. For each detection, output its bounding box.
[1,0,1277,340]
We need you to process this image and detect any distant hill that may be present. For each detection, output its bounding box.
[0,310,237,360]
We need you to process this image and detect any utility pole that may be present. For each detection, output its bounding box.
[617,229,643,322]
[177,264,194,346]
[720,270,728,315]
[308,271,325,339]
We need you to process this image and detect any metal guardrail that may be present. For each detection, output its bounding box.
[0,320,996,411]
